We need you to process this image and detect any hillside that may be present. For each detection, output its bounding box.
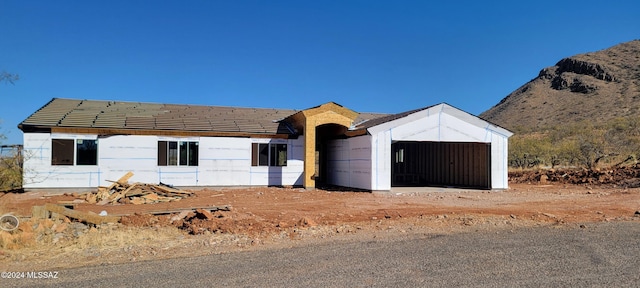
[480,40,640,131]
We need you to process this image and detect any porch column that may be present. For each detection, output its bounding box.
[303,118,316,189]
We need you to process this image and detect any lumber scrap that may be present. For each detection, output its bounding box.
[104,171,134,191]
[75,172,194,205]
[142,205,231,216]
[44,203,120,224]
[32,205,50,219]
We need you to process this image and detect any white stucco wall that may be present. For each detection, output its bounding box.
[489,131,510,189]
[325,135,373,190]
[22,133,304,189]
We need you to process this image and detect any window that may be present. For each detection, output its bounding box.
[158,141,198,166]
[395,148,404,163]
[51,139,98,166]
[252,143,287,166]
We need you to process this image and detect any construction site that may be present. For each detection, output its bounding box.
[1,167,640,271]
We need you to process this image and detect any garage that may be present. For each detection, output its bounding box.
[391,141,491,189]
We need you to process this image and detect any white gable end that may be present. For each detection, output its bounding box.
[367,103,512,141]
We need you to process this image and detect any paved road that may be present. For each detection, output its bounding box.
[5,222,640,287]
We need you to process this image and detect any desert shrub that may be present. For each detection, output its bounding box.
[0,149,22,191]
[509,116,640,169]
[509,135,551,168]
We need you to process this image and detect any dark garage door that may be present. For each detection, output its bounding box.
[391,141,491,189]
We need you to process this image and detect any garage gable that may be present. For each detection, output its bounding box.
[364,103,513,190]
[365,103,513,142]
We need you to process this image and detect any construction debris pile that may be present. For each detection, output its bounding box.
[509,165,640,187]
[79,172,194,205]
[120,208,272,236]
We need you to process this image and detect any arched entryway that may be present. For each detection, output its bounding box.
[314,123,348,187]
[282,102,359,189]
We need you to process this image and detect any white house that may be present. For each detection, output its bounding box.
[19,98,512,191]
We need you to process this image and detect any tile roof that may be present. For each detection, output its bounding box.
[352,106,432,130]
[19,98,389,136]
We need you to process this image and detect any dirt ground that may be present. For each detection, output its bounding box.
[1,180,640,271]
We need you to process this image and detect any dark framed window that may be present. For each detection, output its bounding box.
[51,139,98,166]
[158,141,198,166]
[252,143,287,166]
[52,139,74,165]
[76,139,98,165]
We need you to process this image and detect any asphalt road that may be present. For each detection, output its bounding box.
[5,222,640,287]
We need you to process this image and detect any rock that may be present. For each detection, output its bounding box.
[297,217,317,228]
[634,211,640,216]
[195,209,215,220]
[539,174,548,184]
[542,213,556,219]
[70,222,88,231]
[52,233,66,244]
[170,210,191,223]
[54,223,68,233]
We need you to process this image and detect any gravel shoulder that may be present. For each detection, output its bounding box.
[5,222,640,288]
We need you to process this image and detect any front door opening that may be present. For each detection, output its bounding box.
[315,124,348,188]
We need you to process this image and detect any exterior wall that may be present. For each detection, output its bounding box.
[325,135,373,190]
[371,130,392,190]
[489,132,509,189]
[368,106,511,190]
[22,132,304,189]
[248,137,304,186]
[23,133,102,188]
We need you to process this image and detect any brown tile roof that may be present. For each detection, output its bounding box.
[20,98,299,135]
[19,98,390,136]
[352,106,432,130]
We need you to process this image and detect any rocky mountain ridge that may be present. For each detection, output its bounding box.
[480,40,640,131]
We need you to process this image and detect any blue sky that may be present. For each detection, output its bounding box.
[1,1,638,144]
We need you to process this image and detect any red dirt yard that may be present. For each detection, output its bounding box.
[1,181,640,271]
[4,183,640,232]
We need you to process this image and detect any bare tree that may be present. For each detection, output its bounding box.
[0,71,19,85]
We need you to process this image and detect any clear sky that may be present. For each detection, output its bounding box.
[1,0,638,144]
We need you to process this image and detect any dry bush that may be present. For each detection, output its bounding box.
[0,149,22,191]
[71,226,184,251]
[510,117,640,169]
[0,230,36,250]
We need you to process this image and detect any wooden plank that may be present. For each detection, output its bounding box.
[125,187,148,197]
[122,183,142,195]
[130,197,145,205]
[142,193,159,201]
[44,203,120,224]
[31,206,50,219]
[105,171,134,191]
[152,184,193,195]
[109,192,125,204]
[85,193,97,204]
[116,171,134,184]
[145,205,231,216]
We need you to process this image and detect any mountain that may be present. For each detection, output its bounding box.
[480,40,640,131]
